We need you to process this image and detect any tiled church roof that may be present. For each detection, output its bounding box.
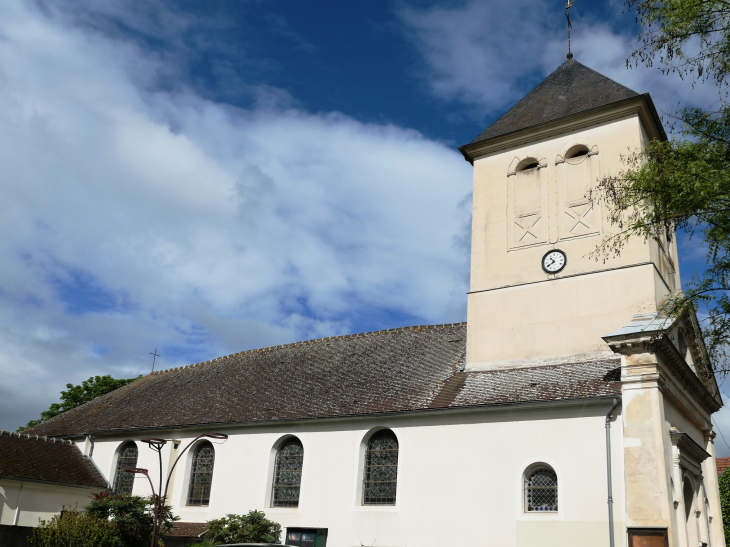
[467,58,640,145]
[0,430,107,488]
[27,323,621,436]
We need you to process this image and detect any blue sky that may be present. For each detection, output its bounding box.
[1,0,726,447]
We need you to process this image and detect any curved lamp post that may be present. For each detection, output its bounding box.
[125,432,228,547]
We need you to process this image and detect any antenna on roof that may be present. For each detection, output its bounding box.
[150,348,160,372]
[565,0,575,59]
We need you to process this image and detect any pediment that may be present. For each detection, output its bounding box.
[602,310,722,412]
[671,311,720,402]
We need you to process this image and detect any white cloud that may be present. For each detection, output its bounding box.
[0,0,472,429]
[400,0,722,119]
[398,0,552,116]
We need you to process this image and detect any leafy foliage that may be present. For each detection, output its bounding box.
[191,510,282,546]
[18,375,139,431]
[594,0,730,373]
[30,508,117,547]
[595,134,730,366]
[719,469,730,545]
[86,493,178,547]
[627,0,730,93]
[30,494,177,547]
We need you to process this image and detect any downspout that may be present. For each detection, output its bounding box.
[83,433,112,489]
[606,398,619,547]
[13,483,24,525]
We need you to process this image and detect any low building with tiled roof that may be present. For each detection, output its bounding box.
[18,55,727,547]
[0,430,107,528]
[717,456,730,477]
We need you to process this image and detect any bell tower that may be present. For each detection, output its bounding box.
[459,58,680,369]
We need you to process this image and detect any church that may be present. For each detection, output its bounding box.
[0,57,724,547]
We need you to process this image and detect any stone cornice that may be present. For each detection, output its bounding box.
[653,334,722,413]
[604,332,721,414]
[458,94,665,164]
[670,428,711,478]
[603,333,655,355]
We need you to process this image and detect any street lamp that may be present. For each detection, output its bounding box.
[125,432,228,547]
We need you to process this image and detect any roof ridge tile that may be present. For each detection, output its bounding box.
[0,429,73,445]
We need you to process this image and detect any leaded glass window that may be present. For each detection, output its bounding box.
[272,438,304,507]
[112,442,138,495]
[187,441,215,506]
[525,466,558,512]
[363,429,398,505]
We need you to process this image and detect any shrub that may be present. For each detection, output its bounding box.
[85,493,178,547]
[31,493,178,547]
[720,469,730,545]
[30,509,116,547]
[197,510,282,545]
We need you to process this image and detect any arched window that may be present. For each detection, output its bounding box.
[565,145,589,161]
[112,442,138,494]
[187,441,215,506]
[525,465,558,512]
[363,429,399,505]
[514,158,541,218]
[272,438,304,507]
[563,145,592,204]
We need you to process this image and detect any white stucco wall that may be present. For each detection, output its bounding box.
[466,112,680,366]
[89,400,624,547]
[0,480,101,527]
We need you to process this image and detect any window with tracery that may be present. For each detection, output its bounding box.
[187,441,215,506]
[272,438,304,507]
[112,442,138,495]
[363,429,399,505]
[525,465,558,512]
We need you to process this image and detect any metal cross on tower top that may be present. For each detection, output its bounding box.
[565,0,575,59]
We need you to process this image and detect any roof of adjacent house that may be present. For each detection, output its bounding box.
[0,430,107,488]
[467,58,640,145]
[717,456,730,476]
[168,522,208,538]
[27,323,621,437]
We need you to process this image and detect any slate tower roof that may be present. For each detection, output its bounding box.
[464,58,649,149]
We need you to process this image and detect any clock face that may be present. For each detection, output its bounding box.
[542,250,566,273]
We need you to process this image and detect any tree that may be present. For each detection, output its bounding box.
[595,0,730,372]
[18,375,139,431]
[191,511,282,546]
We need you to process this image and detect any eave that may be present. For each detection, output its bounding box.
[458,93,666,164]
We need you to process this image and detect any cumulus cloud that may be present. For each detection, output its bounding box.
[399,0,722,119]
[0,0,471,429]
[398,0,552,116]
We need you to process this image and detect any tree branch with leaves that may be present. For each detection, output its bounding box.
[596,0,730,374]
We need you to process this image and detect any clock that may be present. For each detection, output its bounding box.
[542,249,566,274]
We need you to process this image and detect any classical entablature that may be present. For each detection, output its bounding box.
[603,311,721,421]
